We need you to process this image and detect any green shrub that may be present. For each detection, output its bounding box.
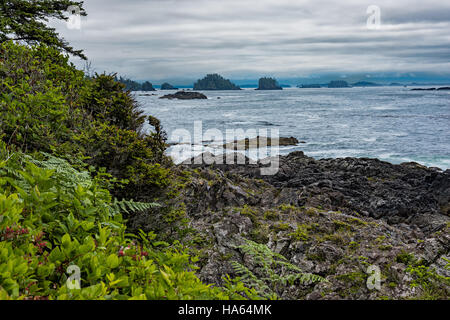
[79,73,146,132]
[0,42,171,201]
[0,148,254,300]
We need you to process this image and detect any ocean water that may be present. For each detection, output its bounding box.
[135,87,450,169]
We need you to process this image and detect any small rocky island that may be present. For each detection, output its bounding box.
[141,81,156,91]
[223,136,299,150]
[256,77,283,90]
[159,91,207,100]
[411,87,450,91]
[298,84,322,88]
[160,82,178,90]
[352,81,381,87]
[193,74,241,90]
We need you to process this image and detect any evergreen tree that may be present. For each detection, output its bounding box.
[193,74,241,90]
[0,0,87,59]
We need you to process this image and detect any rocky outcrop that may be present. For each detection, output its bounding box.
[129,151,450,300]
[160,82,178,90]
[193,74,241,90]
[222,136,299,150]
[159,91,207,100]
[185,151,450,231]
[141,81,156,91]
[256,77,282,90]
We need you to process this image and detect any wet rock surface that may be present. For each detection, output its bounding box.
[159,91,207,100]
[185,151,450,232]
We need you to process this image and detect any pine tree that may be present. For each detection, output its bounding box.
[0,0,87,59]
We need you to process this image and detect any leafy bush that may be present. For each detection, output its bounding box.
[80,74,146,132]
[0,146,255,300]
[0,42,171,201]
[0,42,86,152]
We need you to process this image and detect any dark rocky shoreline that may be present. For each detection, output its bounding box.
[130,151,450,299]
[185,151,450,232]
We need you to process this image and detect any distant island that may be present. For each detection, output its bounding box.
[328,80,349,88]
[256,77,283,90]
[160,82,178,90]
[411,87,450,91]
[351,81,381,87]
[160,91,208,100]
[115,76,156,91]
[193,74,241,90]
[298,84,322,88]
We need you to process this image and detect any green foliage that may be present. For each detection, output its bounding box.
[406,264,450,300]
[81,74,146,132]
[0,41,87,152]
[0,42,171,201]
[75,121,170,200]
[231,239,324,299]
[114,76,155,92]
[0,0,87,59]
[256,77,282,90]
[289,224,312,242]
[0,149,252,300]
[396,250,416,265]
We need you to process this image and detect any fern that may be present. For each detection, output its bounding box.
[0,152,159,217]
[109,198,159,216]
[231,239,325,298]
[24,153,92,189]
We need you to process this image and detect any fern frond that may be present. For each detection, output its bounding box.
[231,239,325,298]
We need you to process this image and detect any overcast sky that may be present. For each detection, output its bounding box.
[52,0,450,81]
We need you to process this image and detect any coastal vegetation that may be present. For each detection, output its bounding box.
[115,76,156,91]
[0,2,255,299]
[0,1,449,301]
[193,74,241,90]
[256,78,282,90]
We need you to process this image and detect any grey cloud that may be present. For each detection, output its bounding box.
[51,0,450,81]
